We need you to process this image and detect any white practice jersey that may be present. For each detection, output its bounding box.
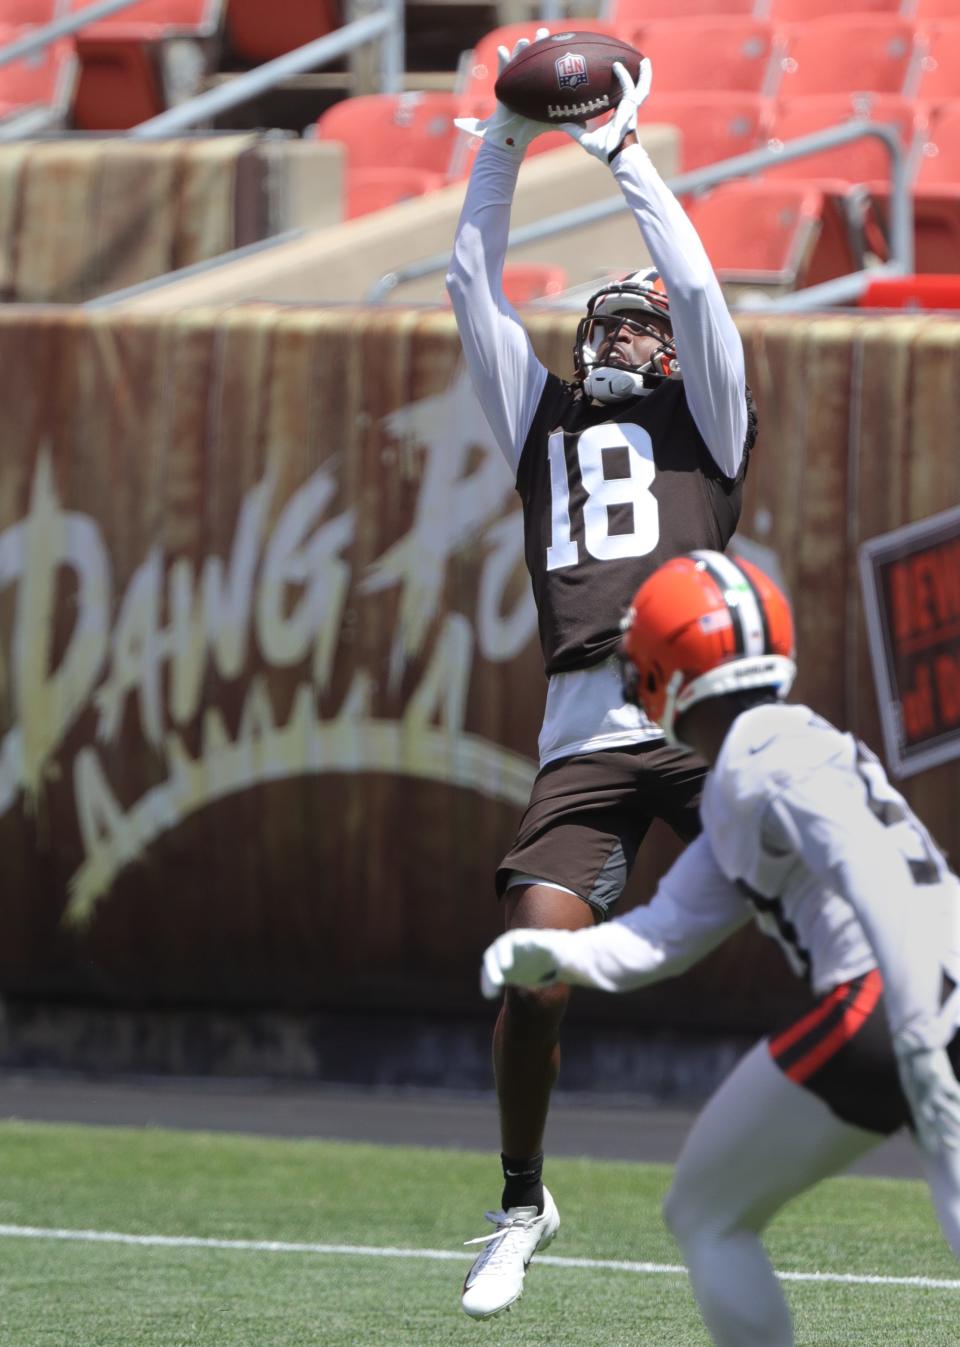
[446,140,748,768]
[542,704,960,1050]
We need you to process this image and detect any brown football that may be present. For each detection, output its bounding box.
[494,30,644,127]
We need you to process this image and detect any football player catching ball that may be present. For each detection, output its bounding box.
[447,37,756,1319]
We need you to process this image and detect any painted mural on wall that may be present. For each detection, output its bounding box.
[0,309,559,1012]
[0,368,538,928]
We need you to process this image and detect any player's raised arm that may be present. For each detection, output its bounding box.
[562,62,748,480]
[445,35,553,476]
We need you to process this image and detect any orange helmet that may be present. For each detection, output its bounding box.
[619,550,796,744]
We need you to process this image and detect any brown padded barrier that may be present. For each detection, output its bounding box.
[0,136,344,304]
[0,304,956,1035]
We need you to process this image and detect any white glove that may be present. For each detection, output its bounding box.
[561,58,652,164]
[454,29,554,157]
[894,1038,960,1155]
[481,928,574,1000]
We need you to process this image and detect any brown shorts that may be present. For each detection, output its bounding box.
[496,741,707,918]
[768,969,960,1135]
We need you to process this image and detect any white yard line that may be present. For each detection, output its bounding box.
[0,1224,957,1291]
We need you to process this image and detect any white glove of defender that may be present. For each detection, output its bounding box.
[454,29,554,157]
[561,58,652,164]
[481,928,579,999]
[893,1037,960,1155]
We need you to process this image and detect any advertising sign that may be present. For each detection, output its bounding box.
[860,506,960,778]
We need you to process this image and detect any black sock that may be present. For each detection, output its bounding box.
[500,1151,544,1214]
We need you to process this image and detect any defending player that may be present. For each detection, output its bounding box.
[447,39,755,1318]
[483,550,960,1346]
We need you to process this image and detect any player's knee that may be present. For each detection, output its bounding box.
[502,979,571,1037]
[663,1173,720,1248]
[664,1171,756,1252]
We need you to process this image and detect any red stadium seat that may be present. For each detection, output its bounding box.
[914,99,960,186]
[313,91,463,178]
[70,31,163,126]
[909,189,960,271]
[850,104,960,274]
[608,0,757,24]
[347,166,445,218]
[912,0,960,19]
[862,102,960,271]
[458,20,619,106]
[0,0,57,21]
[0,25,75,120]
[502,262,568,304]
[225,0,336,64]
[765,94,924,186]
[70,0,219,25]
[624,19,777,95]
[860,273,960,307]
[68,0,221,129]
[911,24,960,105]
[442,261,568,308]
[867,184,960,273]
[685,178,858,288]
[772,17,917,98]
[636,91,772,172]
[686,179,820,284]
[766,0,903,19]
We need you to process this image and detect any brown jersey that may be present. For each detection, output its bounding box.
[517,373,748,675]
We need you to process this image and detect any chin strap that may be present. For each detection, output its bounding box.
[583,350,681,402]
[583,367,654,402]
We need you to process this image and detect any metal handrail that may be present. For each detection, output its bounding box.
[131,1,405,137]
[366,119,914,307]
[0,0,405,132]
[0,0,148,68]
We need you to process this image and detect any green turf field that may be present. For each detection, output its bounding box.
[0,1120,956,1346]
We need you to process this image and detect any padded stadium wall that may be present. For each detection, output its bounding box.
[0,304,957,1072]
[0,136,343,304]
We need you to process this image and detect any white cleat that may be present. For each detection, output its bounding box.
[461,1186,560,1319]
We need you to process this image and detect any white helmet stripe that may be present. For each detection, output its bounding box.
[691,551,767,657]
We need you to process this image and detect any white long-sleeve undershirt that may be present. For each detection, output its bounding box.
[445,139,747,480]
[611,144,747,479]
[445,144,547,474]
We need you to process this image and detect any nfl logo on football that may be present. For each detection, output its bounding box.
[555,52,588,90]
